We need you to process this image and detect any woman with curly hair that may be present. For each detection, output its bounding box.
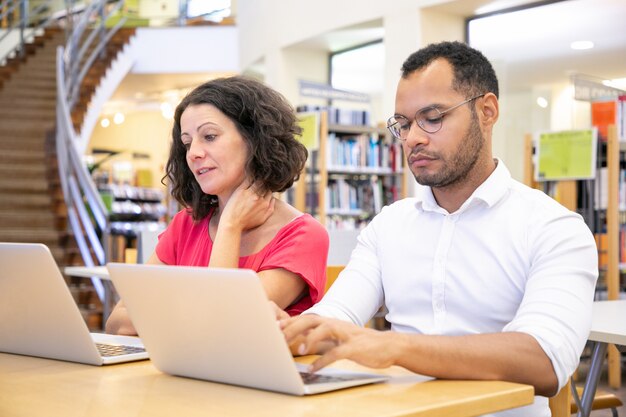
[106,76,329,336]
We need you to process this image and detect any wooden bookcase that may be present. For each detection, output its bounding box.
[296,111,407,228]
[524,125,622,388]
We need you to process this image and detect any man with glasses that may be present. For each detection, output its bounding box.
[279,41,597,417]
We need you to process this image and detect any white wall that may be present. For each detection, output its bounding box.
[131,26,239,74]
[237,0,428,71]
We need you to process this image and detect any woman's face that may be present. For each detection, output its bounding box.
[180,104,248,199]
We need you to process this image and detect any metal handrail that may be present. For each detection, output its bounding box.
[55,0,126,310]
[0,0,56,64]
[68,0,125,107]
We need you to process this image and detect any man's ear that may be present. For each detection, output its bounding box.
[478,92,499,129]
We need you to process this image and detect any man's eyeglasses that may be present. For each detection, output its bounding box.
[386,94,485,140]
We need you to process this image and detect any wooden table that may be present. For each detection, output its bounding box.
[577,299,626,417]
[0,353,534,417]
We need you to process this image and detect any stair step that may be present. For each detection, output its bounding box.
[0,228,62,245]
[2,79,57,91]
[0,87,57,99]
[0,123,53,135]
[0,209,56,227]
[0,178,50,192]
[8,70,57,82]
[0,107,56,118]
[0,149,46,163]
[0,141,47,152]
[0,164,48,178]
[0,192,52,208]
[0,99,56,110]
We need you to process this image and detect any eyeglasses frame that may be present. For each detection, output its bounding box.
[387,93,486,140]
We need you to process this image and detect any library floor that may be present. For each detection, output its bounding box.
[575,356,626,416]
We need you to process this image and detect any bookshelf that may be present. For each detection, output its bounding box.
[524,125,622,388]
[297,111,407,229]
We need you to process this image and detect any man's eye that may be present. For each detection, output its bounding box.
[419,109,443,124]
[398,121,411,130]
[424,115,443,124]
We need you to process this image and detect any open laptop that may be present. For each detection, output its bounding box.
[0,242,148,365]
[107,263,389,395]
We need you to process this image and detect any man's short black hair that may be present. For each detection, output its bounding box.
[401,41,499,99]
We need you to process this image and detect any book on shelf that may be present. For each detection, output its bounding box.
[326,133,403,173]
[591,97,626,142]
[297,104,371,127]
[594,167,626,211]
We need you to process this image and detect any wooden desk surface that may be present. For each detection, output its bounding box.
[590,299,626,345]
[0,353,533,417]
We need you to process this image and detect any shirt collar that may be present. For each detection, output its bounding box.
[415,158,511,214]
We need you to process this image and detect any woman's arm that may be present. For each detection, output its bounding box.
[104,252,165,335]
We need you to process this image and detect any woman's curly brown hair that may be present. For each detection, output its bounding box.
[164,76,307,221]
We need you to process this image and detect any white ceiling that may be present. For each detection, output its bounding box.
[465,0,626,92]
[309,0,626,94]
[110,0,626,109]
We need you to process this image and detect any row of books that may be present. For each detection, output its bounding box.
[326,133,403,172]
[296,105,371,126]
[591,95,626,142]
[594,167,626,210]
[326,176,400,217]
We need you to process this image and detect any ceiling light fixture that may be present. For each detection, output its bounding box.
[100,118,110,128]
[113,112,125,125]
[570,41,594,50]
[536,97,549,108]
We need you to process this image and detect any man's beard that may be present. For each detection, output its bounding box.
[411,114,484,188]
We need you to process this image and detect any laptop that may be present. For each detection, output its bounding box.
[0,242,148,365]
[107,262,389,395]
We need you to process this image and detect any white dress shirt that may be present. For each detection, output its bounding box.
[307,160,598,417]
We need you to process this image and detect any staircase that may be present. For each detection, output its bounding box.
[0,27,136,267]
[0,28,69,264]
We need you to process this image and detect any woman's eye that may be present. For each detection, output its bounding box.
[204,134,217,141]
[183,142,191,150]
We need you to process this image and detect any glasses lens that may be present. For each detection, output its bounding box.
[387,116,405,139]
[416,107,443,133]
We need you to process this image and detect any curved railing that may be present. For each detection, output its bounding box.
[56,0,126,306]
[0,0,56,64]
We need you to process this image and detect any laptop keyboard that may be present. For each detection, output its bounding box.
[299,371,365,385]
[96,343,146,357]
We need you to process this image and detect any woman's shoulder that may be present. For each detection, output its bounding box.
[169,207,211,230]
[268,201,327,241]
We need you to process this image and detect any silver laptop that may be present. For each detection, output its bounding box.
[0,242,148,365]
[107,263,388,395]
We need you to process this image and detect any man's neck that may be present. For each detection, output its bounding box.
[431,158,498,213]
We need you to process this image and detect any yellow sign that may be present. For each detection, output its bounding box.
[535,129,597,181]
[297,112,319,150]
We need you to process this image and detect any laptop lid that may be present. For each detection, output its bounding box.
[0,242,147,365]
[107,263,387,395]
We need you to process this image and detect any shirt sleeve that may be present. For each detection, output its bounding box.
[155,209,191,265]
[503,206,598,391]
[305,208,386,326]
[258,214,329,315]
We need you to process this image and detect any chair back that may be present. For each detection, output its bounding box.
[548,380,571,417]
[325,265,345,293]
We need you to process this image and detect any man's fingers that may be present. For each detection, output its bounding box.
[308,345,345,372]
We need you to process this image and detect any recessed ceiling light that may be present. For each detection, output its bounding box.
[100,118,110,128]
[570,41,594,50]
[536,97,549,108]
[113,112,125,125]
